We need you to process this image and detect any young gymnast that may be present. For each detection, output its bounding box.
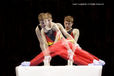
[21,13,76,66]
[63,16,105,66]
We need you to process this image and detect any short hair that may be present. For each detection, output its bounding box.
[64,16,74,23]
[45,12,52,19]
[38,13,48,21]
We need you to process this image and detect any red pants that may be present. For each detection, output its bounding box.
[30,39,99,66]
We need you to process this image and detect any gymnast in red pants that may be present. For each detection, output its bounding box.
[63,16,105,65]
[21,12,76,66]
[20,13,105,66]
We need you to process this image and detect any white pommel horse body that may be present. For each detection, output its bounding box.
[15,66,102,76]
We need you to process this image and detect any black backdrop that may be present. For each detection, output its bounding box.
[1,0,113,76]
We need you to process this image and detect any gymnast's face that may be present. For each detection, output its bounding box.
[40,19,49,28]
[64,21,73,30]
[48,18,52,25]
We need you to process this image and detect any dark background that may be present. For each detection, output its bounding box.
[1,0,113,76]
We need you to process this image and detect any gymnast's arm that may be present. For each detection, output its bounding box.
[35,26,44,51]
[52,24,62,44]
[41,29,49,55]
[72,29,80,43]
[56,23,78,53]
[56,23,76,43]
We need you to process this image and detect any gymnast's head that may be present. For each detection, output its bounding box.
[64,16,74,30]
[45,12,53,23]
[38,12,49,28]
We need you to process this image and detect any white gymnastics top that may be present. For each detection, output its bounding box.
[15,66,102,76]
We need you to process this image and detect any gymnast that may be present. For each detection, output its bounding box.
[21,12,75,66]
[63,16,105,66]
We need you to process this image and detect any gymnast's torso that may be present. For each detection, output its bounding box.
[44,29,56,45]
